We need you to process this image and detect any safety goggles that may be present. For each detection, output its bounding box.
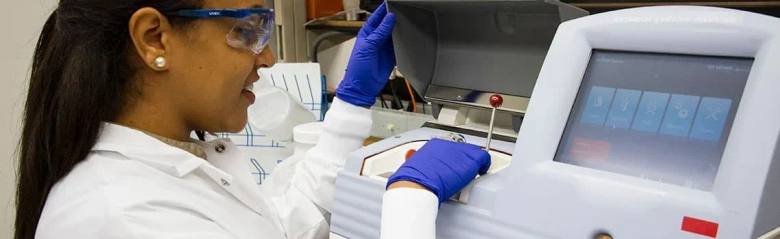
[167,8,275,54]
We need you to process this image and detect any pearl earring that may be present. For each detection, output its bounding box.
[154,56,167,68]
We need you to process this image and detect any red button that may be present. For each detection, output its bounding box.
[405,149,417,161]
[682,216,719,238]
[569,138,611,161]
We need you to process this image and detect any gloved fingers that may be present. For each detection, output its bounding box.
[366,2,389,29]
[420,138,448,148]
[366,13,396,47]
[464,145,492,175]
[381,46,398,71]
[477,154,492,175]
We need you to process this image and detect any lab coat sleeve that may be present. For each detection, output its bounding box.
[264,97,372,239]
[380,188,439,239]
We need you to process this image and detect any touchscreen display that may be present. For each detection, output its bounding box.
[554,50,752,191]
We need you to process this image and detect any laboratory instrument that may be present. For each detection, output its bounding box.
[331,0,586,237]
[333,2,780,239]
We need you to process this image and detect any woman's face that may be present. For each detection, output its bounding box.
[165,0,275,134]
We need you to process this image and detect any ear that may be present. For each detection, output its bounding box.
[128,7,174,71]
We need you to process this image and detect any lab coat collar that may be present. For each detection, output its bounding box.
[92,123,206,178]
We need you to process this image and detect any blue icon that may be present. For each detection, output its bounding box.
[581,86,616,126]
[660,94,701,137]
[632,91,670,133]
[605,89,642,129]
[690,97,732,141]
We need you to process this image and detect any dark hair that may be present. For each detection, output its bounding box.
[16,1,202,238]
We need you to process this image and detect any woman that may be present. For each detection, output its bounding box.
[15,0,491,238]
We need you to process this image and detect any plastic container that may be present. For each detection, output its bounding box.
[291,121,323,155]
[306,0,343,20]
[247,80,317,142]
[343,0,360,10]
[343,0,361,21]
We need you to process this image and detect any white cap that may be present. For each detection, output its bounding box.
[293,121,324,145]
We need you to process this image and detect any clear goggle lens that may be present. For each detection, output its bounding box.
[227,12,274,54]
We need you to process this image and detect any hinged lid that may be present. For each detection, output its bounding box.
[387,0,588,115]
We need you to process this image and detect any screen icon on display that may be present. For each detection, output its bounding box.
[660,94,700,137]
[605,89,642,129]
[632,91,670,133]
[690,97,732,141]
[581,86,616,126]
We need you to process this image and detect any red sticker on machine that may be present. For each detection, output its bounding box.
[681,216,719,238]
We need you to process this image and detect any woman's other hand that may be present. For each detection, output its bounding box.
[386,138,492,205]
[335,2,396,107]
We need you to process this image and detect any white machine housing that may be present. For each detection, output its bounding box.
[496,6,780,239]
[330,4,780,239]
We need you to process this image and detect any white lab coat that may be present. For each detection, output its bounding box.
[35,98,438,239]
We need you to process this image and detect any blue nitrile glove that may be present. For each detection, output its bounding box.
[386,138,492,205]
[335,2,397,107]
